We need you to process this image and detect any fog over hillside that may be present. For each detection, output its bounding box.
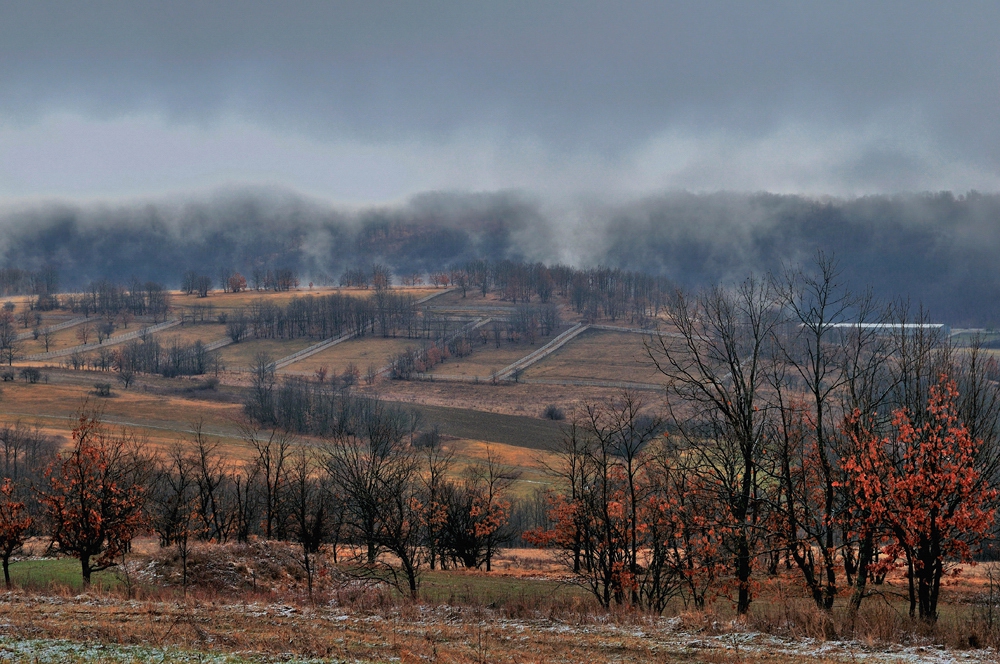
[1,188,998,325]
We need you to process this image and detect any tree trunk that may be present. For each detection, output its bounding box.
[736,535,752,615]
[2,554,10,589]
[847,534,874,628]
[81,554,92,586]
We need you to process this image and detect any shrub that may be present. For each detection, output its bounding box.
[543,405,565,421]
[19,368,40,384]
[93,383,112,397]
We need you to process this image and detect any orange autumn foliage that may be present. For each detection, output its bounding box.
[39,412,149,585]
[842,375,997,620]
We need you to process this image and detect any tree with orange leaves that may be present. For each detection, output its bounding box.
[843,375,997,621]
[0,478,32,588]
[39,412,151,586]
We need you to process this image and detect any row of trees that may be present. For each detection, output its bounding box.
[0,267,58,298]
[339,264,393,290]
[223,291,420,343]
[0,401,521,597]
[57,278,170,322]
[211,267,298,293]
[112,336,218,382]
[530,256,1000,624]
[458,260,672,325]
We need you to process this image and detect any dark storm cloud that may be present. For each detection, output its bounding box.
[1,1,999,198]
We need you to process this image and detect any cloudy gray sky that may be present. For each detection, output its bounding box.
[2,1,999,204]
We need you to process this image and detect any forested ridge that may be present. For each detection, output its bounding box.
[2,189,999,323]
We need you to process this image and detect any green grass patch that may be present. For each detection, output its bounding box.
[6,558,122,592]
[416,568,585,606]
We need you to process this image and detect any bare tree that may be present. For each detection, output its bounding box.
[287,449,329,599]
[647,277,779,615]
[239,421,293,539]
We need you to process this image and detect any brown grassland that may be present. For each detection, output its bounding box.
[148,322,230,347]
[280,335,420,376]
[524,329,664,385]
[426,342,535,378]
[0,541,997,663]
[217,337,318,369]
[170,285,438,316]
[16,315,160,356]
[1,288,996,662]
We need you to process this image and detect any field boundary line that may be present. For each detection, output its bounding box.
[272,331,361,369]
[24,318,182,361]
[270,289,456,371]
[414,287,456,305]
[375,317,491,378]
[15,316,90,341]
[203,337,233,352]
[493,323,589,381]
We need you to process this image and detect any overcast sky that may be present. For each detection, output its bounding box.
[2,1,999,204]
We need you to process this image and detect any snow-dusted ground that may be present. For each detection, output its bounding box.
[0,595,996,663]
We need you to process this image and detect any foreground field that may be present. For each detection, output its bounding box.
[0,542,996,663]
[2,594,983,663]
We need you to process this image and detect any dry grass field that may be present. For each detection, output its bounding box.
[0,377,250,455]
[169,286,437,317]
[279,335,419,376]
[426,342,534,378]
[524,329,664,385]
[0,370,564,496]
[17,324,86,355]
[376,377,631,419]
[0,540,995,663]
[148,322,229,346]
[217,337,317,369]
[17,316,158,356]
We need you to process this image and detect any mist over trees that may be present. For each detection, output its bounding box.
[2,189,1000,323]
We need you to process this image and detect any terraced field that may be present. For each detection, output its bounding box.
[217,338,317,369]
[148,322,229,346]
[426,342,533,378]
[278,335,420,376]
[523,329,664,385]
[170,286,436,317]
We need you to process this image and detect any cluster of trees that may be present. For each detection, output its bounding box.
[0,403,521,598]
[60,279,170,322]
[0,267,58,298]
[182,268,300,297]
[339,264,393,290]
[61,335,219,383]
[180,271,214,297]
[112,336,218,383]
[457,260,670,325]
[0,308,23,366]
[530,257,1000,625]
[223,291,420,343]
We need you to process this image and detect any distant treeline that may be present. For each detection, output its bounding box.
[5,189,1000,323]
[0,267,58,297]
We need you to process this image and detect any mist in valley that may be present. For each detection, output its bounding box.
[1,187,998,324]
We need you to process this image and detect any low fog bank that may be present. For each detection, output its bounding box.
[1,188,998,325]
